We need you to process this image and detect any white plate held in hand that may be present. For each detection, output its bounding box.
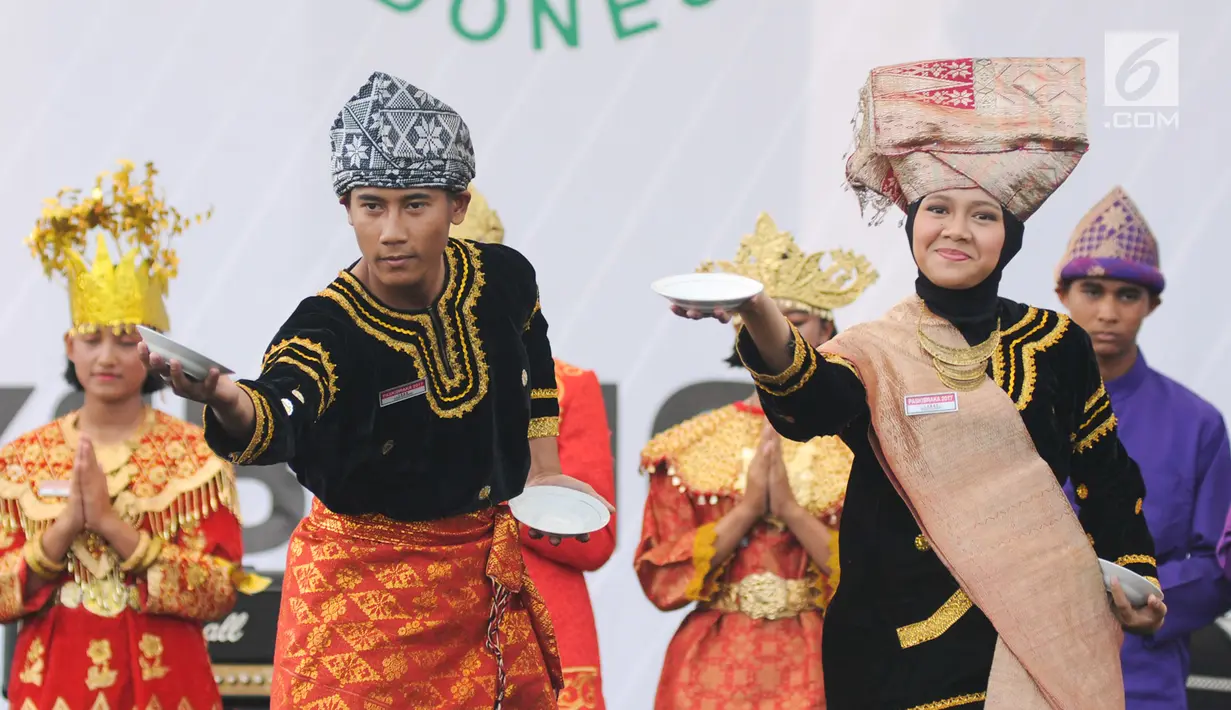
[651,273,763,314]
[1099,559,1163,608]
[508,485,611,536]
[136,326,234,382]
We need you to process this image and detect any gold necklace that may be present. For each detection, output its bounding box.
[916,315,1001,392]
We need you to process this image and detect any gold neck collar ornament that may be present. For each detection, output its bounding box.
[916,312,1001,392]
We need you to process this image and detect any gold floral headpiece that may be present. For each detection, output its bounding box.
[698,213,878,321]
[449,184,504,245]
[26,160,212,334]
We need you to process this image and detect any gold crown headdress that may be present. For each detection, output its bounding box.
[26,160,212,334]
[698,213,878,321]
[449,184,504,244]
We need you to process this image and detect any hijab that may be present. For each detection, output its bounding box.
[905,198,1025,345]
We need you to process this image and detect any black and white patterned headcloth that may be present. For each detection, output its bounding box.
[330,71,476,197]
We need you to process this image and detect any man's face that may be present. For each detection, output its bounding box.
[1058,277,1158,360]
[346,187,471,289]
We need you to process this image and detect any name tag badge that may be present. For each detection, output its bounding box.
[379,379,427,408]
[38,480,71,498]
[904,392,959,417]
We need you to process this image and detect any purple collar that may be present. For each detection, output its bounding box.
[1105,348,1150,402]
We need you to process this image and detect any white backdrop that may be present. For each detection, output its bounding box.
[0,1,1224,707]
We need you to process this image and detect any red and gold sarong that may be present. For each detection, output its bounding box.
[271,499,562,709]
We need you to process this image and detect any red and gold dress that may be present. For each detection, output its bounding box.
[635,401,851,710]
[0,408,245,710]
[520,359,616,710]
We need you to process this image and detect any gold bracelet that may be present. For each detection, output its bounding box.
[119,532,151,573]
[137,535,164,573]
[23,537,66,581]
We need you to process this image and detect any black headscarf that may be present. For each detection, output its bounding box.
[905,198,1025,345]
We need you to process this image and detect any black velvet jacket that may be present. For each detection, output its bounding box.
[738,299,1158,709]
[203,238,559,522]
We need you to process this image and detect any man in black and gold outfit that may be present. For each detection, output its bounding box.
[143,71,608,709]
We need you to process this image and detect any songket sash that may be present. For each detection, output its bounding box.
[271,499,562,710]
[821,298,1123,709]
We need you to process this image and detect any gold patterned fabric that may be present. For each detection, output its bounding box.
[270,499,561,709]
[845,58,1088,222]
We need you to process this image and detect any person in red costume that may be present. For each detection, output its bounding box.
[452,186,617,710]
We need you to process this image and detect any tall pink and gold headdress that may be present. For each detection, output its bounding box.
[845,57,1089,223]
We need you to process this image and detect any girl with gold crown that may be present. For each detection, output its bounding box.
[675,59,1165,709]
[0,161,257,710]
[638,213,876,709]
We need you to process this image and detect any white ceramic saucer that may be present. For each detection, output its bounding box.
[651,273,763,314]
[137,326,234,381]
[508,485,611,536]
[1099,558,1163,607]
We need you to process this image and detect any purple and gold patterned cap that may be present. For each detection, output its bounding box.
[1056,186,1163,293]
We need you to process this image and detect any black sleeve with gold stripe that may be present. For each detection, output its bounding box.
[734,322,866,441]
[203,297,346,466]
[524,290,560,438]
[1065,325,1158,583]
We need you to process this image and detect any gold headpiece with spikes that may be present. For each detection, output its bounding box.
[698,213,878,321]
[449,184,504,245]
[25,160,212,334]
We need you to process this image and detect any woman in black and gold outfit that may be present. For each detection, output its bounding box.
[674,57,1165,709]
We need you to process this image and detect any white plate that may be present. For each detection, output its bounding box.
[508,485,611,536]
[136,326,234,381]
[1099,559,1163,607]
[651,273,764,314]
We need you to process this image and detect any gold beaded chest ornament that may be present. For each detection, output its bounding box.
[25,160,212,335]
[697,213,879,324]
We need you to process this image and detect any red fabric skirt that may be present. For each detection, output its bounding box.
[271,500,562,709]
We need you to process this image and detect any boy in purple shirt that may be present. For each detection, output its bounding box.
[1058,186,1231,709]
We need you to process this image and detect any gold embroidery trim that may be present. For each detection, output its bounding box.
[1114,554,1157,568]
[896,589,973,649]
[821,352,859,379]
[907,693,988,710]
[263,335,339,418]
[991,308,1069,410]
[1135,498,1143,515]
[1083,382,1106,413]
[1143,576,1160,589]
[701,571,819,620]
[530,388,559,400]
[1075,413,1117,454]
[527,416,559,438]
[684,521,722,602]
[525,298,541,332]
[320,240,488,418]
[229,382,273,465]
[741,323,808,387]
